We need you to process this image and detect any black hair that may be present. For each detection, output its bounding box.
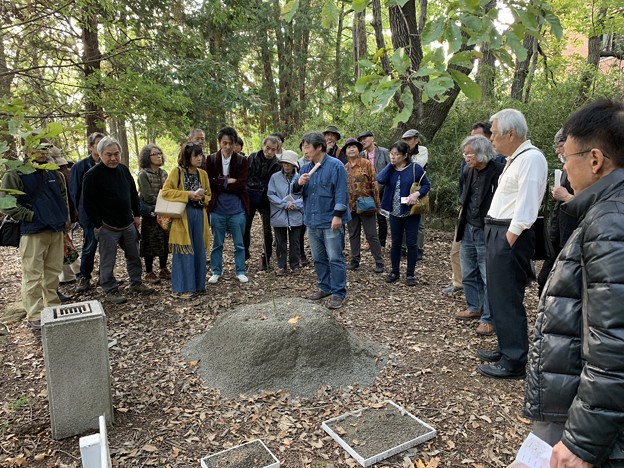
[139,144,164,169]
[563,98,624,167]
[301,131,327,152]
[389,140,410,159]
[177,142,203,168]
[471,121,492,138]
[269,132,285,143]
[236,136,244,148]
[217,127,238,143]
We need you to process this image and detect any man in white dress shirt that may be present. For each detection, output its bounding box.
[476,109,548,379]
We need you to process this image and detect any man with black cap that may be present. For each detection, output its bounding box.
[358,131,389,248]
[402,129,428,260]
[323,126,347,164]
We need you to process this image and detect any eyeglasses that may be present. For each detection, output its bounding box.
[560,149,591,163]
[150,152,163,157]
[462,152,476,159]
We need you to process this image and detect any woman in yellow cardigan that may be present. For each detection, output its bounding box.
[162,143,211,297]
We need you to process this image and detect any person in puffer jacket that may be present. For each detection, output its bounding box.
[267,150,303,276]
[523,98,624,467]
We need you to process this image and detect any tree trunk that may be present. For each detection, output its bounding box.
[353,9,367,80]
[510,33,535,101]
[79,5,106,136]
[335,2,345,110]
[258,15,279,128]
[110,119,130,167]
[523,37,540,102]
[577,7,607,104]
[0,37,16,157]
[475,0,496,101]
[371,0,391,76]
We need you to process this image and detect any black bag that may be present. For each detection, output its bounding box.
[532,216,554,260]
[0,216,20,247]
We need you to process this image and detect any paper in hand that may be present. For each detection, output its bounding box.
[508,432,552,468]
[307,162,321,176]
[554,169,562,187]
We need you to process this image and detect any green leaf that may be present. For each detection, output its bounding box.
[423,75,453,100]
[391,48,410,75]
[447,22,462,54]
[0,141,8,156]
[386,0,410,7]
[371,78,401,113]
[392,88,414,128]
[358,59,375,70]
[44,122,64,137]
[0,194,18,210]
[423,17,445,44]
[372,48,387,61]
[544,12,563,40]
[449,50,478,69]
[0,188,25,195]
[352,0,367,13]
[504,32,527,62]
[321,1,340,29]
[449,69,482,101]
[281,0,299,22]
[493,49,515,68]
[0,159,25,171]
[355,74,379,93]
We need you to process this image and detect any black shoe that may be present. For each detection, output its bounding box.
[347,261,359,271]
[385,272,399,283]
[57,289,73,303]
[307,290,331,301]
[476,349,502,362]
[478,362,525,379]
[405,276,416,286]
[374,264,384,274]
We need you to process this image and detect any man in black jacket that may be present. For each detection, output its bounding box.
[523,99,624,466]
[243,135,281,270]
[454,135,503,336]
[83,136,153,304]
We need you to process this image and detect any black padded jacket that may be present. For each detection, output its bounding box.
[523,168,624,465]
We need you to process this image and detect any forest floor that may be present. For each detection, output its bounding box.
[0,226,541,467]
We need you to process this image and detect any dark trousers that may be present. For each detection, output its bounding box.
[485,222,535,371]
[79,224,98,279]
[389,215,420,277]
[274,226,302,270]
[377,213,388,248]
[244,198,273,263]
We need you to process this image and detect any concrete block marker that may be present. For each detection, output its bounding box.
[79,415,112,468]
[322,400,437,467]
[42,301,114,439]
[200,439,280,468]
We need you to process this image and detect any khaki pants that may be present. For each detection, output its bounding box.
[450,238,462,287]
[19,232,63,321]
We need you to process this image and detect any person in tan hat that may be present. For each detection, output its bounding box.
[267,150,304,275]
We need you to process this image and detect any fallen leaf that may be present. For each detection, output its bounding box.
[288,315,301,324]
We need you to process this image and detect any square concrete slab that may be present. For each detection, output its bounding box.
[200,439,280,468]
[322,400,436,467]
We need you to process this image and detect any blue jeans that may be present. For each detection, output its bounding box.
[460,224,491,323]
[307,226,347,298]
[79,224,98,279]
[389,215,420,277]
[210,211,246,275]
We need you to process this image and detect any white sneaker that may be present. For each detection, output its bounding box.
[236,274,249,283]
[208,274,220,284]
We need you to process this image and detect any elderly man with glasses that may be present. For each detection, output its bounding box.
[454,135,504,336]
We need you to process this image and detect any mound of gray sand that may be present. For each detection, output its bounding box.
[182,298,388,398]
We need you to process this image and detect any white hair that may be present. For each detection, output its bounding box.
[490,109,528,139]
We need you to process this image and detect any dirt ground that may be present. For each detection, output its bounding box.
[0,227,541,467]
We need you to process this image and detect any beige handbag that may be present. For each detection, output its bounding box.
[154,189,186,218]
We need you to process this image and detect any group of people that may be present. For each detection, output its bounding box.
[3,98,624,466]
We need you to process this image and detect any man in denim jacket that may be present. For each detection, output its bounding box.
[293,131,351,309]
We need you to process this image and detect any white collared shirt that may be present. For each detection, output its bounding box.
[487,140,548,235]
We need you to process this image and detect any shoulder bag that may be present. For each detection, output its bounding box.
[0,216,20,247]
[409,165,430,216]
[155,170,186,219]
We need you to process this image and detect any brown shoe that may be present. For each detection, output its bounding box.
[455,309,481,320]
[158,268,171,280]
[144,272,161,284]
[307,290,331,301]
[476,322,495,336]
